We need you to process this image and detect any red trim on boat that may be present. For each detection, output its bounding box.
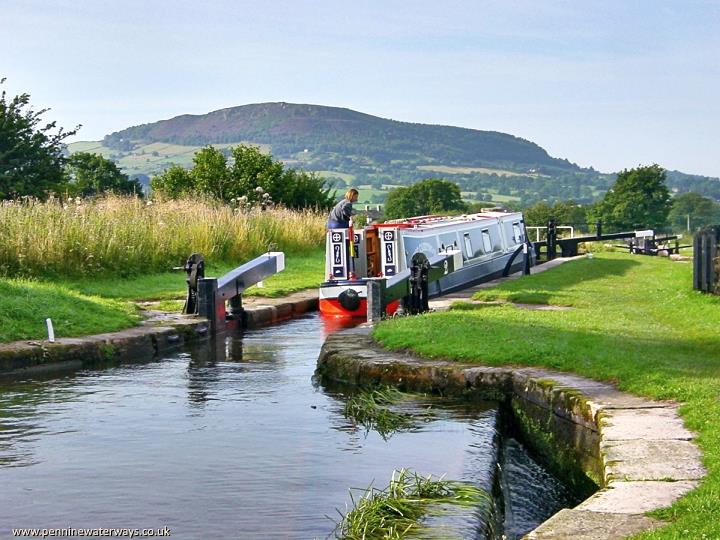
[319,298,399,318]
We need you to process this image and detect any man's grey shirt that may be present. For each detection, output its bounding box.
[329,199,355,223]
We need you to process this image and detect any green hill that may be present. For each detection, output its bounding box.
[102,102,579,173]
[68,103,719,206]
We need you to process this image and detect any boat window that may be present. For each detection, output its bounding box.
[463,233,473,258]
[402,235,438,263]
[512,222,524,244]
[439,232,459,253]
[488,225,504,252]
[481,230,493,253]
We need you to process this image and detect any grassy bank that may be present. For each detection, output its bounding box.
[56,249,325,301]
[0,279,141,343]
[0,249,325,343]
[0,195,325,277]
[373,253,720,538]
[0,195,327,343]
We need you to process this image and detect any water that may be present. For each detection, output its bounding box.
[0,314,574,539]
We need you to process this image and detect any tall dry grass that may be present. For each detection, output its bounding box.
[0,195,326,277]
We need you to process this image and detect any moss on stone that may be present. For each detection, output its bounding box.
[511,398,600,498]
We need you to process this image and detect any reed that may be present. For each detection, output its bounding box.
[0,195,326,277]
[343,387,416,440]
[335,468,490,539]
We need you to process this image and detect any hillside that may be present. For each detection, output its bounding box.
[103,103,579,174]
[69,103,720,206]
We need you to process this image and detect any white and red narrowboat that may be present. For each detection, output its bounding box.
[319,210,532,319]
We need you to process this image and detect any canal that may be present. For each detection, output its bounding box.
[0,314,576,538]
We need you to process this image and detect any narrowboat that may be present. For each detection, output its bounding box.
[319,210,533,318]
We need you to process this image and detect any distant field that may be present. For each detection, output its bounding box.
[460,190,520,204]
[67,141,111,155]
[316,171,355,184]
[67,140,273,176]
[487,191,521,203]
[417,165,545,178]
[355,186,392,204]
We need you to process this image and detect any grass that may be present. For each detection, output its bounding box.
[0,279,140,342]
[55,249,325,301]
[0,195,327,342]
[0,195,325,278]
[316,170,356,184]
[373,252,720,538]
[343,387,417,439]
[334,468,490,539]
[0,249,325,343]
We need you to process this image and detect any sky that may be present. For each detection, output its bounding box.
[2,0,719,177]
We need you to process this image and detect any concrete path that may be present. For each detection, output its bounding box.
[429,256,581,311]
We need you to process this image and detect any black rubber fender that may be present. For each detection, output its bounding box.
[338,288,361,311]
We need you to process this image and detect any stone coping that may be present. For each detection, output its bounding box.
[316,325,706,540]
[0,290,318,376]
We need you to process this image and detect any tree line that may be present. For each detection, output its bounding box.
[2,79,718,231]
[381,166,720,234]
[0,80,335,209]
[516,165,720,233]
[1,79,140,199]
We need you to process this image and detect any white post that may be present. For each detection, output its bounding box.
[46,318,55,342]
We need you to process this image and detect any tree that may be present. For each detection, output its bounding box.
[150,165,193,198]
[596,165,671,231]
[281,168,336,209]
[384,179,466,220]
[523,200,589,231]
[66,152,142,196]
[192,146,229,199]
[0,78,78,199]
[149,144,334,209]
[228,144,284,203]
[668,192,720,232]
[523,201,553,227]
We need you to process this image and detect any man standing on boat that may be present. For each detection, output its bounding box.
[327,188,359,229]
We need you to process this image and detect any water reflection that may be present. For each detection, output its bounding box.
[319,314,365,338]
[0,314,574,539]
[0,378,88,468]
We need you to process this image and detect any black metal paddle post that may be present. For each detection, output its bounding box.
[546,219,557,261]
[693,226,719,294]
[180,253,205,315]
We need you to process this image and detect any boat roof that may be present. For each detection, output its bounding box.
[379,211,522,230]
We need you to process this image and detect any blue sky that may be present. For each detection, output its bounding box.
[2,0,719,177]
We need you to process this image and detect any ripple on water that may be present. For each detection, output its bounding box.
[0,314,573,538]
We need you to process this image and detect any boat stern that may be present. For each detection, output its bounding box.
[319,281,369,318]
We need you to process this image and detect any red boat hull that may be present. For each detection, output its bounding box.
[319,298,399,319]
